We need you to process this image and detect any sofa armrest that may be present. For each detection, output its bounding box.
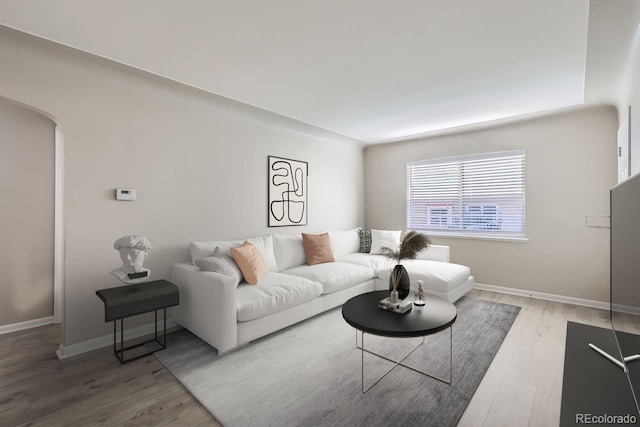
[170,262,238,354]
[415,244,450,263]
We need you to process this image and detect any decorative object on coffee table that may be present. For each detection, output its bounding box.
[111,235,152,284]
[268,155,308,227]
[414,280,426,306]
[378,231,431,300]
[378,296,413,314]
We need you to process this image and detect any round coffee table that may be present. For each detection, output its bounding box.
[342,290,457,393]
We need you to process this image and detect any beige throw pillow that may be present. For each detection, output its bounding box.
[302,232,335,266]
[230,242,268,285]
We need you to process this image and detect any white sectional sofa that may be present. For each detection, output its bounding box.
[170,228,474,354]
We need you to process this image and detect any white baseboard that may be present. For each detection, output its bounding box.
[611,303,640,317]
[56,319,179,360]
[475,283,640,316]
[0,316,53,335]
[473,283,610,311]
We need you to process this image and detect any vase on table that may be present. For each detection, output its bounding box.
[378,231,431,301]
[389,264,411,300]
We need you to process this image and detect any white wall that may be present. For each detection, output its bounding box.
[365,106,617,302]
[619,26,640,176]
[0,99,55,326]
[0,26,364,346]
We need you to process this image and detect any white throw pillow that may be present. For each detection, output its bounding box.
[246,235,279,272]
[273,234,307,271]
[329,228,361,258]
[369,229,402,255]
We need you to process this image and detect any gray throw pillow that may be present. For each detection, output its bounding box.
[359,229,372,253]
[195,246,243,285]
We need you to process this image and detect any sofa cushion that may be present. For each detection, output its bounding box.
[190,235,278,272]
[236,272,322,321]
[231,242,269,285]
[377,259,471,293]
[273,234,306,271]
[358,229,372,253]
[283,262,376,294]
[328,228,361,258]
[337,253,395,272]
[370,229,402,255]
[246,235,278,272]
[195,247,243,285]
[302,232,335,266]
[190,239,241,264]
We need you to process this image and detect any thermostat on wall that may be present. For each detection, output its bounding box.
[116,188,136,201]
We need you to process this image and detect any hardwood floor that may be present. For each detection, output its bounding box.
[0,325,219,426]
[459,289,639,427]
[1,289,638,426]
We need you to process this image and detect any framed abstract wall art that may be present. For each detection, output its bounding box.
[268,156,308,227]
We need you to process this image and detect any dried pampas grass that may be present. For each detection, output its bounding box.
[378,231,431,264]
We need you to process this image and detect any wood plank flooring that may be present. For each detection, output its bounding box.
[1,289,638,426]
[459,289,640,427]
[0,325,219,426]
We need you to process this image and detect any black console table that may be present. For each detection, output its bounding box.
[96,279,179,364]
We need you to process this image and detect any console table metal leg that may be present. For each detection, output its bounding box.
[113,320,117,361]
[162,308,167,348]
[121,317,124,362]
[111,309,169,364]
[112,317,126,364]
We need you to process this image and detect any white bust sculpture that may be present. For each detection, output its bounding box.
[111,235,151,284]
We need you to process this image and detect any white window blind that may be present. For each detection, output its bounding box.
[407,150,526,238]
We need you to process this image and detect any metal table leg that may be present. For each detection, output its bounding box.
[112,308,168,364]
[357,326,453,393]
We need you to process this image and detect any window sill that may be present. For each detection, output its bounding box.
[412,230,529,243]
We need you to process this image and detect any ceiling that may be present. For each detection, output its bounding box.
[0,0,638,143]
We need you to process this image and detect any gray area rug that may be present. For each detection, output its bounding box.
[155,297,520,427]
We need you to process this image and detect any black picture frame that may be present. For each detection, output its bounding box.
[268,156,308,227]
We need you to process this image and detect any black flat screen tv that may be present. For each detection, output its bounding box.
[611,171,640,414]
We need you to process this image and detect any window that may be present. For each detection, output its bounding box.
[407,150,526,239]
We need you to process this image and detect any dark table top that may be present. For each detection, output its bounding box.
[96,279,179,322]
[342,290,457,338]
